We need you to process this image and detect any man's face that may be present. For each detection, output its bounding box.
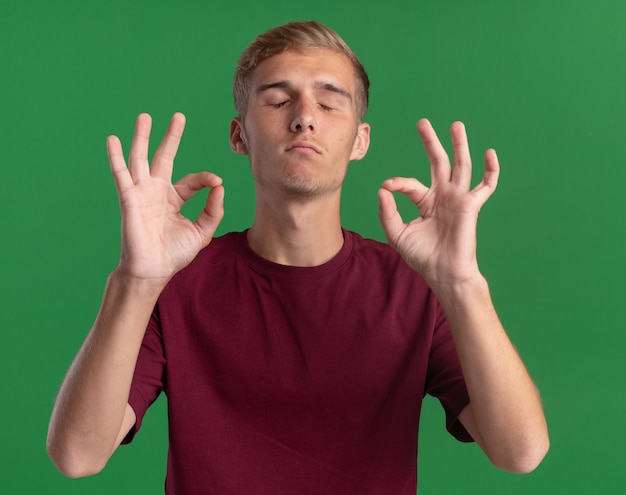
[230,49,370,198]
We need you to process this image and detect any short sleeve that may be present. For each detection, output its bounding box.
[121,306,166,444]
[425,306,473,443]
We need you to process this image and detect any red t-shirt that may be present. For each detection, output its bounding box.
[126,230,471,494]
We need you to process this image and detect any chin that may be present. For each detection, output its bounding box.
[278,172,341,198]
[279,179,325,197]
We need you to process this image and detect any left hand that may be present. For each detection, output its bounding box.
[378,119,499,288]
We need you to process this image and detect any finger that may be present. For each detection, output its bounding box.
[417,118,451,185]
[107,135,134,193]
[450,121,472,190]
[377,188,406,243]
[471,149,500,205]
[128,113,153,181]
[483,148,500,185]
[174,172,223,202]
[194,184,225,247]
[380,177,429,206]
[151,113,186,180]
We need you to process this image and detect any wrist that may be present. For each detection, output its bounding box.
[108,267,170,300]
[429,272,491,310]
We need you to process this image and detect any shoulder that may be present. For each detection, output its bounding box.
[188,231,246,266]
[343,230,428,288]
[166,231,245,287]
[346,231,410,270]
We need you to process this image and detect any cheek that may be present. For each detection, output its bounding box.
[331,125,359,153]
[245,134,275,169]
[244,117,282,145]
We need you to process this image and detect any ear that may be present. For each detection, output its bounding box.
[349,122,371,161]
[229,118,249,155]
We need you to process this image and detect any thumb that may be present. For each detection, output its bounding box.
[377,188,405,244]
[194,185,225,246]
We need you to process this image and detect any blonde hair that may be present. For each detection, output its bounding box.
[234,21,369,121]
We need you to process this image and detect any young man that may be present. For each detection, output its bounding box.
[47,21,549,494]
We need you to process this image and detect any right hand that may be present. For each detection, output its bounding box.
[107,112,225,283]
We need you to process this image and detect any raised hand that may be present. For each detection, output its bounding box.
[378,119,499,289]
[108,113,225,283]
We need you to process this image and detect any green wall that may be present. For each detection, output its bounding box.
[2,0,624,492]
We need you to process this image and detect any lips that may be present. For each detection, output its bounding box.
[286,141,321,154]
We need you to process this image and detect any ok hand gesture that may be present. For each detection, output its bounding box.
[378,119,499,289]
[108,113,225,284]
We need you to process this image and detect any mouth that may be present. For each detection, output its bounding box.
[286,141,321,154]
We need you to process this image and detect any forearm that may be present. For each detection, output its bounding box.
[434,275,549,473]
[46,270,165,477]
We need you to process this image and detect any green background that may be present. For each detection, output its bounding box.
[2,0,624,493]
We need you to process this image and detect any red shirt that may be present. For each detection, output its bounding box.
[127,230,471,494]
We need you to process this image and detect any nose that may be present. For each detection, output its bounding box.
[290,97,316,133]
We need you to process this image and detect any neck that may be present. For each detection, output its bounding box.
[247,190,344,267]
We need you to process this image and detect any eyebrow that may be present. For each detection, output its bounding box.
[314,81,352,101]
[256,80,352,101]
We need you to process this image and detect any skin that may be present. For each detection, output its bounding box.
[379,119,549,472]
[46,113,225,477]
[46,47,548,479]
[230,49,370,266]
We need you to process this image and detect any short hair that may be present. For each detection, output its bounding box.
[233,21,370,121]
